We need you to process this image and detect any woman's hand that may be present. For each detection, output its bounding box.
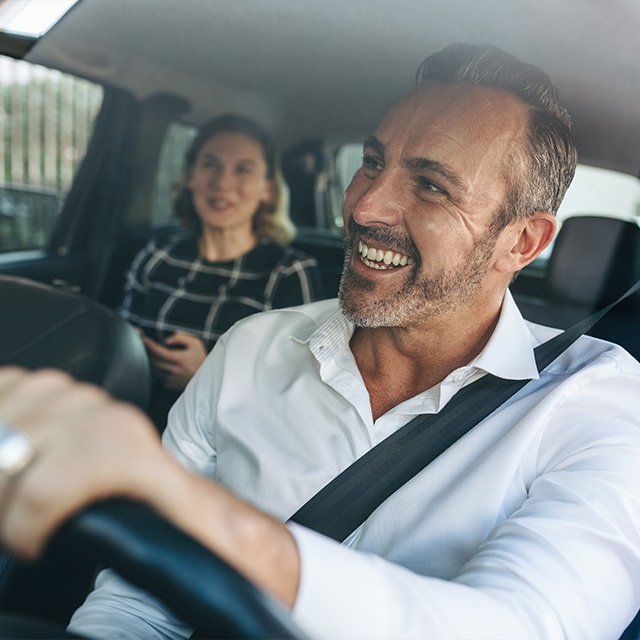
[0,367,175,559]
[142,332,207,391]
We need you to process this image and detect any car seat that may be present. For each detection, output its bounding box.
[514,216,640,357]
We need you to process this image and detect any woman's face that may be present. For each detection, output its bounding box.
[187,132,272,235]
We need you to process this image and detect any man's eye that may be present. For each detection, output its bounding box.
[362,154,382,172]
[417,177,447,195]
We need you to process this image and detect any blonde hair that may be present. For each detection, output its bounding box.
[254,170,295,245]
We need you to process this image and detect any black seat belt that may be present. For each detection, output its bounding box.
[289,281,640,542]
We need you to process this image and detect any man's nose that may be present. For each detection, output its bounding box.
[351,171,406,228]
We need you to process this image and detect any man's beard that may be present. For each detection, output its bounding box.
[338,219,499,328]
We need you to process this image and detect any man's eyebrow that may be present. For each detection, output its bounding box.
[363,136,464,190]
[363,135,384,156]
[405,157,465,190]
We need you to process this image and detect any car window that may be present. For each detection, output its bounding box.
[540,165,640,259]
[334,142,640,256]
[0,54,103,253]
[149,122,196,226]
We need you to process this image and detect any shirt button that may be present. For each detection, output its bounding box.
[452,372,466,384]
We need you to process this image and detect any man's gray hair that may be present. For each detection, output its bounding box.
[416,43,577,228]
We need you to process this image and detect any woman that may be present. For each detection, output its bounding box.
[119,114,324,429]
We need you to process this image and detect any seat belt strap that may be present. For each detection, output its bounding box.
[288,280,640,542]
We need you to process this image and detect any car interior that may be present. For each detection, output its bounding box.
[0,0,639,637]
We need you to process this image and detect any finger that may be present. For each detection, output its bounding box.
[151,359,181,374]
[168,331,192,340]
[0,377,112,553]
[0,366,30,398]
[144,339,180,363]
[1,401,161,559]
[19,382,112,436]
[0,369,79,428]
[165,332,196,346]
[144,338,175,359]
[164,336,188,350]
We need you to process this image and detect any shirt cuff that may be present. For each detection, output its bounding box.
[287,523,391,639]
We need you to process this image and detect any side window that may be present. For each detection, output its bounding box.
[330,143,363,231]
[335,143,362,196]
[540,166,640,260]
[0,55,103,252]
[150,122,196,225]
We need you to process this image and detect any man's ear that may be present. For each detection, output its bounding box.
[494,212,556,274]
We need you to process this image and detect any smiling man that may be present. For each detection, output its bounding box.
[1,44,640,640]
[338,79,557,420]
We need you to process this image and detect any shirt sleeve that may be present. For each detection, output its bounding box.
[271,256,326,308]
[161,337,226,476]
[68,569,193,640]
[288,374,640,640]
[67,339,227,639]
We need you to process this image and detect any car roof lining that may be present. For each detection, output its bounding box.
[24,0,640,178]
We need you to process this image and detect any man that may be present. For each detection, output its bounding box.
[1,43,639,639]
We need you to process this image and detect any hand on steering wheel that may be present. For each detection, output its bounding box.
[0,367,303,639]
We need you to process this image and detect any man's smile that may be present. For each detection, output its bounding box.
[357,240,413,270]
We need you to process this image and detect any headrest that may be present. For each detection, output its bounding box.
[0,275,150,409]
[548,216,640,308]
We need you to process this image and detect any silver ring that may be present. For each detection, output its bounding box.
[0,422,34,477]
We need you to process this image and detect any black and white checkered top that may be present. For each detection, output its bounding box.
[119,232,325,350]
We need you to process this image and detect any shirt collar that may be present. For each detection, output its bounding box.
[469,289,539,381]
[293,290,539,381]
[304,308,355,363]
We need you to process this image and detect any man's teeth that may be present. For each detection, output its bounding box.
[357,240,412,270]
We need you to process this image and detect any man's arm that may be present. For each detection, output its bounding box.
[285,372,640,639]
[2,367,640,639]
[0,367,301,606]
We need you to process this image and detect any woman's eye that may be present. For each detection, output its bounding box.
[362,154,382,172]
[237,165,254,175]
[200,159,219,171]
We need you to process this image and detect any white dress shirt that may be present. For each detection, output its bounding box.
[69,292,640,639]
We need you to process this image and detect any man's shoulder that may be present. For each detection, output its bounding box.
[222,298,340,345]
[526,319,640,379]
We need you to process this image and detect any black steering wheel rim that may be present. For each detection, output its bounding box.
[1,499,304,639]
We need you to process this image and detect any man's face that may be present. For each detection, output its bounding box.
[339,83,529,327]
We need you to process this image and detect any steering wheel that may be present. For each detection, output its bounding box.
[0,499,304,639]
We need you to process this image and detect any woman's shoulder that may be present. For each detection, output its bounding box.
[143,228,198,257]
[126,229,197,276]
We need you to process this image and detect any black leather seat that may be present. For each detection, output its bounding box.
[0,274,151,625]
[515,216,640,358]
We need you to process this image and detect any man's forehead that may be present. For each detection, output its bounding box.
[373,83,529,152]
